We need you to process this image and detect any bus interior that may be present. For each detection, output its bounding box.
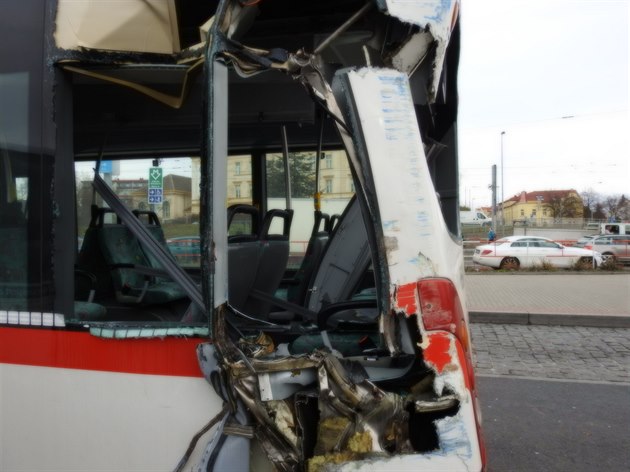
[1,1,483,470]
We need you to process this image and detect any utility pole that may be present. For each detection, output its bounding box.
[491,165,497,230]
[500,131,506,229]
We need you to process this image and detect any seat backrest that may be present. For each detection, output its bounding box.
[77,207,117,300]
[287,211,330,304]
[132,210,173,282]
[228,204,260,241]
[227,204,262,312]
[241,209,293,317]
[306,197,371,312]
[97,224,149,292]
[81,206,186,305]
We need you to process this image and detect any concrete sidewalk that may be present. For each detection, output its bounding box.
[465,273,630,328]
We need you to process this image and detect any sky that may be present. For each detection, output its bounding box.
[457,0,629,209]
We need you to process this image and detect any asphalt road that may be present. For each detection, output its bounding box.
[473,323,630,471]
[478,376,630,472]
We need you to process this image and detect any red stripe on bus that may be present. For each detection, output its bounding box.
[0,327,205,377]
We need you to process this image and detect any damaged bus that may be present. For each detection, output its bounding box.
[0,0,485,470]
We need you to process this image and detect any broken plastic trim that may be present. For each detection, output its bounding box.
[89,325,209,339]
[61,58,204,109]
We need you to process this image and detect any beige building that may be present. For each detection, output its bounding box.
[225,150,354,207]
[123,174,193,222]
[499,189,584,226]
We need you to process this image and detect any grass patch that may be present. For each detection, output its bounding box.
[568,258,596,271]
[599,258,622,271]
[524,260,558,272]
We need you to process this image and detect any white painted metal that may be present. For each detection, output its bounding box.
[0,364,222,471]
[346,68,467,300]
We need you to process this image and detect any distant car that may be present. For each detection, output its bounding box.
[166,236,200,266]
[473,235,602,270]
[584,235,630,265]
[574,235,598,248]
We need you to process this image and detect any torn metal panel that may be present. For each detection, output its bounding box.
[202,301,481,470]
[334,68,448,288]
[60,60,203,109]
[55,0,181,54]
[377,0,460,98]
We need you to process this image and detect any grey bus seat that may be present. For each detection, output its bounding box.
[133,210,172,283]
[286,210,330,305]
[79,205,186,305]
[306,197,371,312]
[73,269,107,320]
[241,208,293,317]
[98,224,186,304]
[0,225,107,320]
[227,205,261,311]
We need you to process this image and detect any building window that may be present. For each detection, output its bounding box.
[348,175,354,193]
[162,200,170,219]
[325,178,333,193]
[235,183,241,198]
[531,209,536,217]
[234,161,241,175]
[543,208,548,216]
[520,209,525,216]
[325,153,333,169]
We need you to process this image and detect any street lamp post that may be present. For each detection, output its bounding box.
[500,131,506,230]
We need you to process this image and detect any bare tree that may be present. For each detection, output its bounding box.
[592,202,607,220]
[544,194,582,221]
[603,195,623,221]
[580,188,599,219]
[621,195,630,220]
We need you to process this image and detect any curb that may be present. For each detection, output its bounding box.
[469,311,630,329]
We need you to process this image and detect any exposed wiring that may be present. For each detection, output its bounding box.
[227,303,279,327]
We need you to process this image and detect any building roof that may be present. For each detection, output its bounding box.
[163,174,191,192]
[502,189,580,205]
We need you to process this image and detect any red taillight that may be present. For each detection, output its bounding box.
[480,249,493,256]
[417,278,472,380]
[585,244,593,250]
[416,278,486,467]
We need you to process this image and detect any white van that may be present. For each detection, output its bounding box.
[460,210,492,227]
[601,222,629,235]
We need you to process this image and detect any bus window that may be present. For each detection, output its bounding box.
[227,154,254,236]
[1,77,54,315]
[265,150,354,270]
[71,157,205,324]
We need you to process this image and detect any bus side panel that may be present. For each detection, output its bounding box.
[0,329,221,471]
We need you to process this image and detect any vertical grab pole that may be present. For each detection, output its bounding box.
[314,111,324,212]
[281,125,292,210]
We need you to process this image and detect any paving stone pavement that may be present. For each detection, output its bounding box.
[465,273,630,316]
[471,323,630,384]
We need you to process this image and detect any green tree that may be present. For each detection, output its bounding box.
[266,152,316,198]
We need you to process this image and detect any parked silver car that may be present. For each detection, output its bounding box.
[574,235,598,248]
[473,236,602,270]
[584,235,630,264]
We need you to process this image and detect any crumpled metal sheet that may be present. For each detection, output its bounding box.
[376,0,460,99]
